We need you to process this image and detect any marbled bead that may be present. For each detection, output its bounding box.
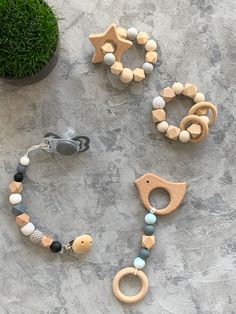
[143,224,155,235]
[133,257,145,269]
[29,229,44,244]
[9,193,22,205]
[139,247,150,260]
[152,96,166,109]
[145,213,157,224]
[12,204,26,216]
[17,164,27,174]
[21,222,35,236]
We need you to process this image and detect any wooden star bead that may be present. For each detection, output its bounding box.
[41,235,54,248]
[111,61,123,75]
[137,32,149,44]
[9,181,23,194]
[166,125,181,140]
[160,87,175,102]
[101,42,115,54]
[152,109,166,123]
[142,235,155,249]
[133,68,145,81]
[187,123,202,139]
[183,83,198,98]
[145,51,158,64]
[117,27,127,39]
[15,213,30,227]
[120,68,133,83]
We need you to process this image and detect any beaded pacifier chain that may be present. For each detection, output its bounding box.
[8,133,93,254]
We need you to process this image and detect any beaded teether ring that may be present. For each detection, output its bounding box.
[8,132,93,254]
[152,83,217,143]
[89,24,158,84]
[112,173,187,303]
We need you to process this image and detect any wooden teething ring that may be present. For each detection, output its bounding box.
[180,115,209,143]
[188,102,217,127]
[112,267,149,303]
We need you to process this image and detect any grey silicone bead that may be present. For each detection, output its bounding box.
[127,27,138,40]
[143,224,155,235]
[142,62,154,74]
[17,164,27,174]
[103,53,115,65]
[29,229,44,244]
[12,204,26,216]
[139,247,150,260]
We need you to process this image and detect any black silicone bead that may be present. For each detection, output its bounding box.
[50,241,62,253]
[139,247,150,260]
[14,173,24,182]
[143,224,155,235]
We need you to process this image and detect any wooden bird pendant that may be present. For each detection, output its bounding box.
[134,173,187,216]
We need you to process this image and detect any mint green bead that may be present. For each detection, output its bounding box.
[145,213,157,224]
[133,257,145,269]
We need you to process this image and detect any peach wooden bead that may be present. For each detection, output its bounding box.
[194,92,205,103]
[142,235,155,249]
[160,87,175,102]
[41,235,53,248]
[145,51,158,64]
[117,27,127,39]
[72,235,93,254]
[187,123,202,139]
[120,68,133,83]
[101,42,115,54]
[157,121,169,133]
[137,32,149,44]
[15,213,30,227]
[172,82,184,95]
[145,39,157,52]
[179,130,191,143]
[133,68,145,81]
[166,125,181,140]
[111,62,123,75]
[8,181,23,194]
[200,115,210,125]
[183,83,198,98]
[152,109,166,123]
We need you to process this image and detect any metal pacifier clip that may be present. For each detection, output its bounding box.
[8,132,93,255]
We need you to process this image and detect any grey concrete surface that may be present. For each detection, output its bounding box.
[0,0,236,313]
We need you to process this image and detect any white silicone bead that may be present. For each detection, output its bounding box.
[9,193,22,205]
[194,92,205,103]
[152,96,166,109]
[179,130,191,143]
[157,121,169,133]
[127,27,138,40]
[21,222,35,236]
[103,53,115,66]
[172,82,184,95]
[133,257,145,269]
[200,115,210,125]
[145,39,157,52]
[142,62,153,74]
[20,156,30,166]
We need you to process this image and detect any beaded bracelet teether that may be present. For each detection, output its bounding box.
[112,173,187,303]
[89,24,158,83]
[8,133,93,254]
[152,83,217,143]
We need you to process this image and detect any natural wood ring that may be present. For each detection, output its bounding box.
[188,102,217,127]
[112,267,149,303]
[180,115,209,143]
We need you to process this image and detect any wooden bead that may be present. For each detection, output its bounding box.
[145,39,157,52]
[157,121,169,133]
[166,125,181,140]
[160,87,175,102]
[120,68,133,83]
[72,235,93,254]
[110,61,123,75]
[41,235,54,248]
[101,42,115,54]
[117,27,127,39]
[196,108,209,116]
[15,213,30,227]
[194,92,205,103]
[152,109,166,123]
[179,130,190,143]
[180,115,209,143]
[200,115,210,125]
[183,83,198,98]
[145,51,158,64]
[172,82,184,95]
[187,123,202,139]
[137,32,149,44]
[8,181,23,194]
[133,68,145,82]
[142,235,155,249]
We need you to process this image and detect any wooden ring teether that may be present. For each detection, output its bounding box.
[151,82,217,143]
[89,23,158,84]
[179,115,209,143]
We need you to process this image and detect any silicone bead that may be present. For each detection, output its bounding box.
[157,121,169,133]
[172,82,184,95]
[142,62,153,74]
[21,222,35,236]
[50,241,62,253]
[12,204,26,216]
[104,53,115,65]
[133,257,145,269]
[194,92,205,103]
[14,173,23,182]
[152,96,166,109]
[145,213,157,224]
[143,224,155,235]
[145,39,157,52]
[127,27,138,40]
[200,115,210,125]
[20,156,30,166]
[139,247,150,260]
[120,68,133,83]
[17,164,27,174]
[9,193,22,205]
[29,229,44,244]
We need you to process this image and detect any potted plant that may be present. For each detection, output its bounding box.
[0,0,59,85]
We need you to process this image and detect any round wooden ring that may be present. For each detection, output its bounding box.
[180,115,209,143]
[188,102,217,127]
[112,267,149,303]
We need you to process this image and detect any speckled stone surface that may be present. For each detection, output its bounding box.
[0,0,236,313]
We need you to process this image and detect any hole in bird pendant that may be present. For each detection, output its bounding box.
[146,180,149,183]
[81,241,84,244]
[119,274,141,296]
[149,188,170,209]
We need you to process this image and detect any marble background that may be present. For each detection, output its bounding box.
[0,0,235,313]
